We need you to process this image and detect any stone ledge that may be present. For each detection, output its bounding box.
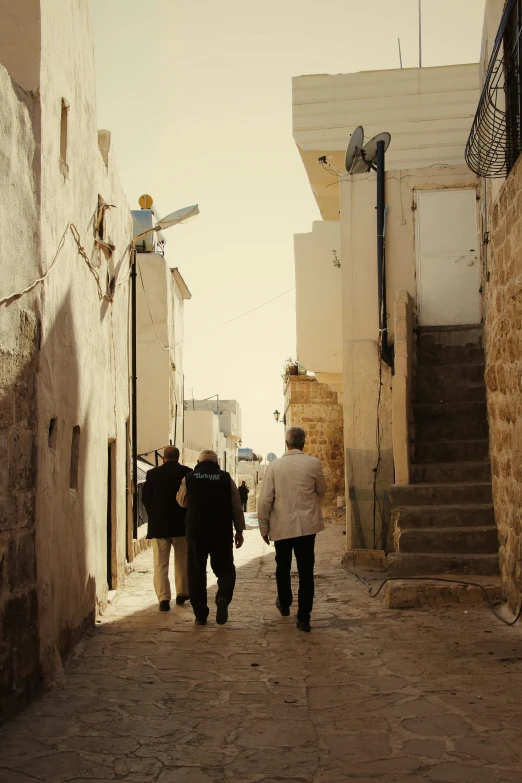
[383,578,503,609]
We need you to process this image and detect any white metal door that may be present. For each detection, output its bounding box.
[415,189,481,326]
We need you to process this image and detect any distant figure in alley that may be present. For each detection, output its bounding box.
[142,446,191,612]
[177,450,245,626]
[238,480,250,512]
[258,426,327,632]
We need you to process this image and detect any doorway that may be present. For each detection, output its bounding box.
[415,189,481,326]
[107,440,116,590]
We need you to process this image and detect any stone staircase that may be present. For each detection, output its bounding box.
[387,325,500,577]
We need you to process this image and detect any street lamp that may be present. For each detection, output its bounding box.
[131,198,199,539]
[273,409,286,425]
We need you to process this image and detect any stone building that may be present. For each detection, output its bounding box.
[0,0,133,721]
[465,0,522,612]
[284,376,344,518]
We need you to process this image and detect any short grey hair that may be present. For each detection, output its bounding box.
[285,426,306,449]
[197,449,218,463]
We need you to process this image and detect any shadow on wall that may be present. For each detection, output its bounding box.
[35,290,96,693]
[0,291,98,724]
[0,307,41,724]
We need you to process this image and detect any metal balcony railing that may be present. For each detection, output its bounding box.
[466,0,522,178]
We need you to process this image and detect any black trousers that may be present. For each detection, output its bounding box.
[187,535,236,621]
[274,534,316,623]
[241,501,248,512]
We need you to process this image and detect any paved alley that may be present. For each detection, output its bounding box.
[1,526,522,783]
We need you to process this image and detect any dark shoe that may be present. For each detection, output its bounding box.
[159,600,171,612]
[176,595,190,605]
[276,598,290,617]
[195,617,207,626]
[216,597,229,625]
[296,619,311,633]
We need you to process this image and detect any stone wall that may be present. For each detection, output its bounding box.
[0,312,41,723]
[0,59,42,723]
[284,376,345,516]
[484,156,522,613]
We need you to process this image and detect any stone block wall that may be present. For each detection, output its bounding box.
[485,155,522,613]
[0,310,41,723]
[285,376,345,516]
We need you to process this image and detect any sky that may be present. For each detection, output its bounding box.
[91,0,486,460]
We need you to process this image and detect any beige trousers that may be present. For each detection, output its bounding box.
[152,537,189,601]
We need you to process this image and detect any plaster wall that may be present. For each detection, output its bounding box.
[136,252,171,459]
[293,64,480,220]
[294,221,342,374]
[33,0,132,687]
[183,410,226,470]
[339,164,478,550]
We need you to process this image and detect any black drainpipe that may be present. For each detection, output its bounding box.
[376,139,394,369]
[131,246,138,539]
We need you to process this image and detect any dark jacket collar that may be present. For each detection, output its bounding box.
[194,460,221,474]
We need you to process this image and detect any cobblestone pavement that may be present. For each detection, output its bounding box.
[1,526,522,783]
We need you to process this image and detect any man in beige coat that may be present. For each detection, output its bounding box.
[257,426,327,632]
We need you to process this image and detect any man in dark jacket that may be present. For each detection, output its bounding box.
[142,446,191,612]
[177,450,245,626]
[238,480,249,512]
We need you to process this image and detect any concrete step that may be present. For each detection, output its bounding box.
[411,461,491,484]
[413,418,489,443]
[386,552,500,577]
[413,439,490,464]
[412,402,487,424]
[393,503,495,530]
[415,364,485,388]
[390,482,493,506]
[396,525,499,555]
[416,325,483,347]
[383,577,502,610]
[413,384,487,405]
[416,344,485,367]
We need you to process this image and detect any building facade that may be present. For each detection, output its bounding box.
[183,398,242,481]
[0,0,133,721]
[292,63,506,575]
[133,234,191,463]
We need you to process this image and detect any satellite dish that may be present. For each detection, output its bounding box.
[351,159,372,174]
[344,126,364,172]
[360,132,392,169]
[266,452,277,463]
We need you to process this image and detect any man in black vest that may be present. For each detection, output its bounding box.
[176,450,245,626]
[142,446,191,611]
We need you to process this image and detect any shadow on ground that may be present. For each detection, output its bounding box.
[1,527,522,783]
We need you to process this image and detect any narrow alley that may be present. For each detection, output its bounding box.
[1,526,521,783]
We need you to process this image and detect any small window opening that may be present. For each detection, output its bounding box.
[60,98,70,175]
[70,425,81,490]
[48,418,57,449]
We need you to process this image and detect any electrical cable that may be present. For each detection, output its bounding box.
[0,224,69,306]
[174,286,295,347]
[341,561,522,627]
